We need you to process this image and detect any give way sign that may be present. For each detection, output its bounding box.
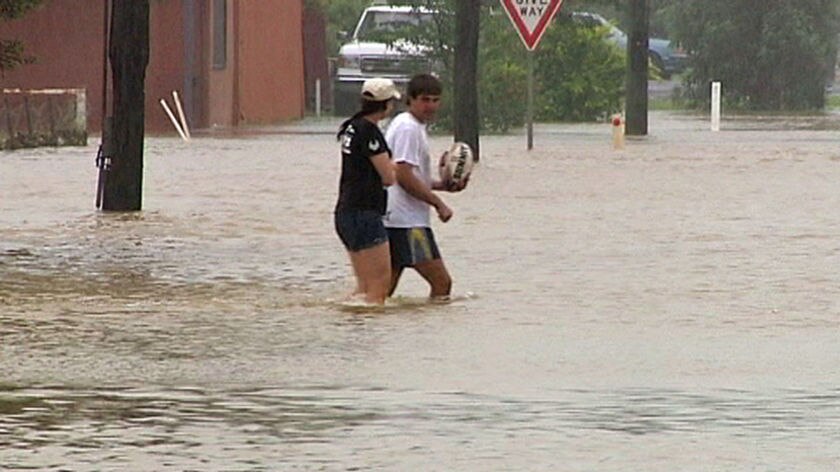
[500,0,565,50]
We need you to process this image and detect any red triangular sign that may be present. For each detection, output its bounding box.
[500,0,565,50]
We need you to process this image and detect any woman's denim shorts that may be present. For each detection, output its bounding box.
[334,210,388,252]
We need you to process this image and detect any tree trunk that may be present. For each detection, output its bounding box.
[453,0,480,160]
[625,0,648,136]
[101,0,149,211]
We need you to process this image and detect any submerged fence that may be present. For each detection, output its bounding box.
[1,88,87,150]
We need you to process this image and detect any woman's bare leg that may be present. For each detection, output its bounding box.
[348,241,392,304]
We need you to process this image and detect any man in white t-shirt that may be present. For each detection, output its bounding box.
[384,73,467,300]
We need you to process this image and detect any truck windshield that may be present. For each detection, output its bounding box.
[355,11,433,41]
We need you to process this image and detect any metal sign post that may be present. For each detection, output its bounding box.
[527,51,534,150]
[500,0,564,151]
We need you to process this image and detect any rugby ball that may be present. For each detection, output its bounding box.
[440,141,475,185]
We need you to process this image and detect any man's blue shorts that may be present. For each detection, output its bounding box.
[335,210,388,252]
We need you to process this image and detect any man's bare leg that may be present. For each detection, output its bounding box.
[414,258,452,300]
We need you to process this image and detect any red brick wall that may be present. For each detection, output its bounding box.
[236,0,305,124]
[0,0,306,133]
[303,6,330,112]
[0,0,107,133]
[146,1,187,133]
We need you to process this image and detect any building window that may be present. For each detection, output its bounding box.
[213,0,227,69]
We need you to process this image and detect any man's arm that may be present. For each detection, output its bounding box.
[432,152,468,192]
[395,162,453,222]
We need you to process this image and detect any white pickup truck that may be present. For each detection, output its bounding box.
[332,5,435,114]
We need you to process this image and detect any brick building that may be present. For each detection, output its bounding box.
[0,0,310,134]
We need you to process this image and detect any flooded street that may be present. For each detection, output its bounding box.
[2,111,840,470]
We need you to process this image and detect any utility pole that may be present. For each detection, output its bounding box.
[100,0,149,211]
[625,0,648,136]
[453,0,480,160]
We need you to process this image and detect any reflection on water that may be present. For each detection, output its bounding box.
[2,111,840,469]
[2,385,839,470]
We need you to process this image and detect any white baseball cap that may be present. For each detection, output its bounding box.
[361,78,401,101]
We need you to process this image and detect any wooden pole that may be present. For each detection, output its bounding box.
[101,0,110,128]
[453,0,480,161]
[96,0,111,209]
[625,0,649,136]
[101,0,149,211]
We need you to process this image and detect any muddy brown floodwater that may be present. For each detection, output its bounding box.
[2,111,839,470]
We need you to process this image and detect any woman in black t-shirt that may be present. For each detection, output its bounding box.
[334,78,401,305]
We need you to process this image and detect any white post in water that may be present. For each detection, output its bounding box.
[315,78,322,118]
[711,81,721,132]
[160,99,188,142]
[172,91,191,140]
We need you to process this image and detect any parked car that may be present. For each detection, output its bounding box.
[571,12,687,78]
[332,5,435,115]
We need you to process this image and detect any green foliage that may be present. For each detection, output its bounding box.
[428,12,527,134]
[0,38,30,71]
[469,10,525,132]
[317,0,371,55]
[323,0,625,130]
[534,14,625,121]
[672,0,840,110]
[0,0,41,18]
[0,0,42,73]
[476,59,527,132]
[302,0,326,10]
[325,0,371,37]
[649,0,681,38]
[409,1,624,130]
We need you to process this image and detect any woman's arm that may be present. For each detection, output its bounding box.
[370,152,396,186]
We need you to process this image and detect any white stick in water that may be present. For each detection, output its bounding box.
[160,98,188,141]
[172,90,191,139]
[711,81,721,132]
